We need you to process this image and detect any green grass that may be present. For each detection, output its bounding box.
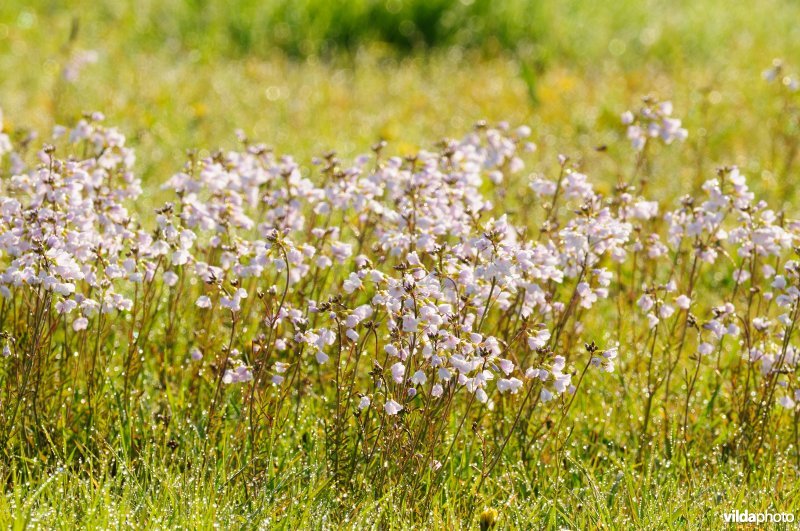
[3,0,800,528]
[3,452,798,528]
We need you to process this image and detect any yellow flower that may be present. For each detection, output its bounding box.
[479,507,498,531]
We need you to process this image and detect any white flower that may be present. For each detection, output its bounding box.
[402,314,419,333]
[343,272,362,294]
[220,288,248,312]
[779,395,796,409]
[553,372,572,392]
[410,370,427,385]
[675,295,691,310]
[475,388,488,403]
[172,249,191,265]
[497,358,514,375]
[540,388,554,403]
[56,299,78,314]
[631,200,659,220]
[638,295,654,312]
[384,399,403,416]
[527,328,551,350]
[163,271,179,287]
[497,377,523,394]
[331,242,353,263]
[195,296,212,309]
[621,111,634,125]
[391,362,406,383]
[315,350,329,364]
[358,396,371,410]
[698,342,714,356]
[222,365,253,385]
[385,344,399,357]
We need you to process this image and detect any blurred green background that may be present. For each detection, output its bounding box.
[1,0,800,203]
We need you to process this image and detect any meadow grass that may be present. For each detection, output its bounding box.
[2,1,800,529]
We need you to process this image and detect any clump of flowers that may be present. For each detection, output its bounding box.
[622,96,688,151]
[1,82,799,508]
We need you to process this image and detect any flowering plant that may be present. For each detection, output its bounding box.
[1,90,799,509]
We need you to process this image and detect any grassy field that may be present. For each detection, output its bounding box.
[2,1,800,529]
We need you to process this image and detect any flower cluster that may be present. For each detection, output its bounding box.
[2,100,800,493]
[0,114,141,331]
[631,165,800,411]
[622,97,688,151]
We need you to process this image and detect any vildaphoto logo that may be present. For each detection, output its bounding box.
[722,510,795,524]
